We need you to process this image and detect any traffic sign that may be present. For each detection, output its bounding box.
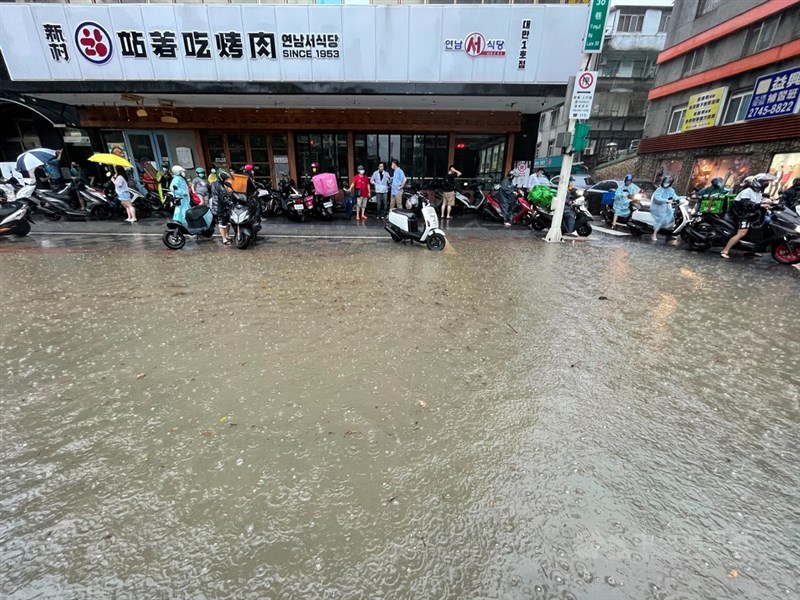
[569,70,598,120]
[584,0,610,53]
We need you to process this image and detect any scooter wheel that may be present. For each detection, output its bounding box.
[92,206,112,220]
[162,230,185,250]
[426,233,446,251]
[771,241,800,264]
[13,220,31,237]
[235,231,251,249]
[531,221,545,231]
[627,225,643,237]
[44,212,62,221]
[577,224,592,237]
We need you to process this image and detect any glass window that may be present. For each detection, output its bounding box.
[696,0,723,17]
[294,132,348,179]
[658,12,671,33]
[668,107,686,134]
[352,133,448,183]
[454,134,506,181]
[721,92,752,125]
[683,47,705,75]
[743,15,781,56]
[617,13,643,33]
[272,135,288,153]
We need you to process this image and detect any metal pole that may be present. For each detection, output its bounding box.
[545,77,576,244]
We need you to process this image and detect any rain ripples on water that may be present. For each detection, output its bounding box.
[1,235,798,598]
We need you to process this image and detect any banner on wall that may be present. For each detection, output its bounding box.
[682,87,728,132]
[744,66,800,122]
[0,4,588,85]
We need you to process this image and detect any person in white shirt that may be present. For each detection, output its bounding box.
[370,162,391,219]
[527,168,549,190]
[720,176,771,259]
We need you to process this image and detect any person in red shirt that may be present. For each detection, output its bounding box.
[348,165,371,221]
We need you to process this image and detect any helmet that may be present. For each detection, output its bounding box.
[711,177,723,187]
[793,177,800,188]
[623,174,633,184]
[195,167,206,178]
[311,162,320,171]
[217,170,230,182]
[171,165,186,177]
[244,163,254,172]
[747,177,764,192]
[661,175,674,188]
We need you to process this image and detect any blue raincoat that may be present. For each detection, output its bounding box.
[651,186,676,230]
[170,176,190,224]
[613,182,639,217]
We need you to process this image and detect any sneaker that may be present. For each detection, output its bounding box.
[504,223,511,228]
[568,232,578,237]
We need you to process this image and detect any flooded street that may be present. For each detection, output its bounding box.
[1,230,799,599]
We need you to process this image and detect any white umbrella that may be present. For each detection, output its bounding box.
[16,148,58,173]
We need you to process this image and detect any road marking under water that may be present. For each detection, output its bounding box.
[592,225,631,237]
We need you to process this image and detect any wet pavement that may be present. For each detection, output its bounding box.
[1,218,799,599]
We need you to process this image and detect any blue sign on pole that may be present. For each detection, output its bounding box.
[744,66,800,121]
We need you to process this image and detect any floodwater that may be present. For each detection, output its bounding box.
[1,231,799,599]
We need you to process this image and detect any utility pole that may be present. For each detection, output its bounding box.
[545,0,607,243]
[545,77,576,244]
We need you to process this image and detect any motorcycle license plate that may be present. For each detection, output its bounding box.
[294,204,304,211]
[323,201,333,208]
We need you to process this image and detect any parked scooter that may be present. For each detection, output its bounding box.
[627,196,691,238]
[480,184,532,225]
[384,199,446,250]
[228,192,262,249]
[529,195,594,237]
[682,204,800,264]
[34,181,94,221]
[162,204,216,250]
[0,183,35,237]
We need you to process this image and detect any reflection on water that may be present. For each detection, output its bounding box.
[1,236,798,599]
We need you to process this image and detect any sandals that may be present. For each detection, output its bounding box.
[223,239,232,245]
[720,252,730,259]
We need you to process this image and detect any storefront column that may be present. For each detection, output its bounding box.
[193,129,204,169]
[347,131,354,178]
[287,131,298,185]
[448,132,456,168]
[504,132,515,175]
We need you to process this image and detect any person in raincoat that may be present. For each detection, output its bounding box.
[170,165,190,224]
[611,174,639,229]
[498,169,517,228]
[191,167,210,206]
[697,176,725,198]
[650,175,677,242]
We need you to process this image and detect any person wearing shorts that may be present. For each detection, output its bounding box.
[349,165,370,221]
[441,165,461,220]
[211,170,234,245]
[389,159,407,211]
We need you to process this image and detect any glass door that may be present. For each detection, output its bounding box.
[123,130,171,179]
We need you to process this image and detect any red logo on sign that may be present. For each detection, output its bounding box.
[465,33,485,58]
[75,22,112,65]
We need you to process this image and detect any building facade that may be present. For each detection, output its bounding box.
[535,0,672,172]
[0,1,595,189]
[636,0,800,194]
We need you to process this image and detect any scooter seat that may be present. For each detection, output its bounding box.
[394,209,417,219]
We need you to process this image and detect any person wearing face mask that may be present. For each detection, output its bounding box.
[370,162,391,219]
[611,174,639,230]
[348,165,370,222]
[191,167,210,206]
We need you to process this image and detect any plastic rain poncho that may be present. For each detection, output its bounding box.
[613,182,639,217]
[170,176,190,224]
[651,186,676,230]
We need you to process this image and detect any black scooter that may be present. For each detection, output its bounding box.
[529,194,593,236]
[682,206,800,264]
[228,192,262,249]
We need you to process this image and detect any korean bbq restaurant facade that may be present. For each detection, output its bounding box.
[0,3,589,187]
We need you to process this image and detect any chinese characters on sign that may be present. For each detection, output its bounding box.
[444,32,506,58]
[518,20,531,70]
[43,23,69,62]
[682,86,727,132]
[45,23,336,64]
[745,66,800,122]
[569,70,597,119]
[584,0,609,53]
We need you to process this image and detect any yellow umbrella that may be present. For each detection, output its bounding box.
[88,153,133,168]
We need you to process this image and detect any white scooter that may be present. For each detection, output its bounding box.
[385,199,446,251]
[626,196,691,238]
